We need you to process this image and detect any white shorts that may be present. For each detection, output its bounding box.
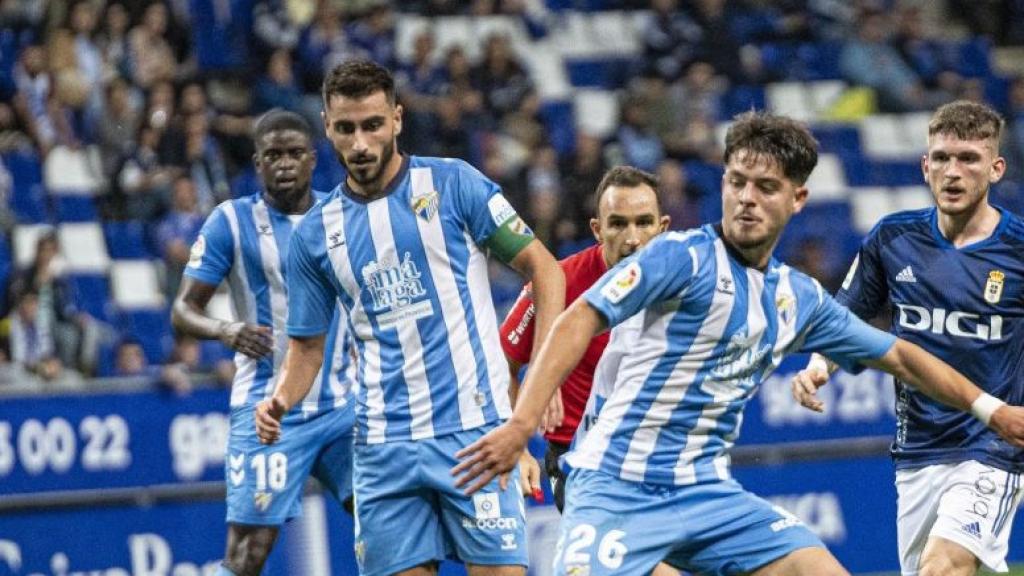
[896,460,1022,575]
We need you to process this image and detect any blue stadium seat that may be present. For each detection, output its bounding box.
[3,151,49,223]
[812,125,871,186]
[117,308,173,366]
[564,58,635,89]
[720,85,766,121]
[539,101,576,156]
[867,160,923,187]
[53,194,98,222]
[777,201,860,268]
[103,221,155,259]
[66,274,112,323]
[953,38,992,78]
[682,160,724,198]
[0,233,11,306]
[799,42,843,81]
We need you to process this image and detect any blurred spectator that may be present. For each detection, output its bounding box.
[689,0,763,85]
[113,337,149,376]
[609,96,664,173]
[4,288,54,372]
[180,112,230,211]
[98,76,141,176]
[641,0,702,81]
[12,43,57,153]
[47,27,93,146]
[789,236,844,293]
[839,8,944,112]
[253,0,302,54]
[473,33,533,124]
[657,159,700,231]
[558,132,608,242]
[68,0,104,124]
[501,88,547,151]
[0,102,35,153]
[396,29,445,152]
[129,2,179,88]
[348,1,397,68]
[97,2,132,81]
[440,46,485,124]
[428,95,472,160]
[108,122,179,221]
[1005,77,1024,183]
[156,176,204,300]
[296,0,365,93]
[254,48,321,130]
[522,145,563,249]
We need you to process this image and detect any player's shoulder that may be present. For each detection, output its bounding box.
[998,207,1024,244]
[867,207,934,239]
[775,261,827,302]
[560,243,607,289]
[648,225,718,255]
[409,155,475,176]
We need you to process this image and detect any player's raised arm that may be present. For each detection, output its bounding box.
[865,339,1024,447]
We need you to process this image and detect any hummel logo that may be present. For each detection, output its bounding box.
[328,231,345,250]
[895,266,917,283]
[961,521,982,539]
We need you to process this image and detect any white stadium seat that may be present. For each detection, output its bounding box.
[58,222,111,273]
[849,187,894,234]
[573,89,620,140]
[110,259,165,309]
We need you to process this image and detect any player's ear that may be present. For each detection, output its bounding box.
[321,109,330,138]
[792,185,809,214]
[990,155,1006,184]
[921,154,930,184]
[590,217,602,243]
[658,214,671,233]
[394,103,403,137]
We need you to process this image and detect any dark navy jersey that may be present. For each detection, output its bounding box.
[837,206,1024,472]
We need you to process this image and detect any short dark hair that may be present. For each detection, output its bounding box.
[322,59,396,107]
[594,166,662,214]
[252,108,313,144]
[928,100,1004,144]
[723,111,819,185]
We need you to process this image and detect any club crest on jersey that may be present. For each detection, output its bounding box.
[601,262,641,303]
[187,235,206,268]
[410,190,439,222]
[776,294,796,325]
[254,490,273,512]
[984,270,1004,304]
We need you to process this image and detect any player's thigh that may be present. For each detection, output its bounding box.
[311,407,356,503]
[553,469,679,576]
[748,547,848,576]
[353,441,447,576]
[676,482,828,576]
[925,461,1022,574]
[896,463,949,574]
[225,406,319,525]
[422,427,529,569]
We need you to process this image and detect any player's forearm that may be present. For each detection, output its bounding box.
[171,295,227,341]
[510,301,602,432]
[507,360,523,406]
[511,244,565,363]
[870,339,982,413]
[272,335,326,410]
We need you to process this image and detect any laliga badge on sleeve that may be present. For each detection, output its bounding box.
[984,270,1004,304]
[187,235,206,269]
[600,261,642,304]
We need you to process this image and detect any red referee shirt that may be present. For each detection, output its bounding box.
[499,243,609,445]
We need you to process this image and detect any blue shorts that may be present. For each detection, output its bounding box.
[353,423,529,576]
[225,404,355,525]
[554,468,824,576]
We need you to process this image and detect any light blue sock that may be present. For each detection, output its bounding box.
[213,564,238,576]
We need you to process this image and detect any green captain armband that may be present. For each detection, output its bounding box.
[485,214,535,263]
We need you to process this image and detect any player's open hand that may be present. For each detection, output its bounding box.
[452,421,532,495]
[539,391,564,434]
[987,405,1024,447]
[255,395,288,445]
[791,366,830,413]
[220,321,274,359]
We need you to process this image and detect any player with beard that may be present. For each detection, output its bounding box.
[172,109,356,576]
[255,60,565,576]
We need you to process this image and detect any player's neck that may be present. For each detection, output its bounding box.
[937,202,1000,248]
[263,189,313,215]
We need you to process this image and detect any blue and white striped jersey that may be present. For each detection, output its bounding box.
[838,207,1024,473]
[185,192,355,422]
[566,224,897,486]
[287,156,523,444]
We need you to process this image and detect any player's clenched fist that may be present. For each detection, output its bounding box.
[791,366,830,413]
[255,395,288,444]
[988,405,1024,448]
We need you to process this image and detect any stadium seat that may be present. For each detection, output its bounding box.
[868,160,923,187]
[590,11,640,55]
[4,150,49,223]
[110,259,165,310]
[116,308,173,365]
[53,195,99,223]
[799,41,844,81]
[859,114,926,160]
[65,274,112,322]
[849,187,895,234]
[431,16,475,57]
[572,89,619,139]
[58,222,111,274]
[103,221,155,260]
[521,39,573,100]
[766,82,812,122]
[13,223,53,268]
[720,85,766,121]
[473,16,530,54]
[892,185,933,212]
[804,154,848,202]
[42,145,103,195]
[539,101,576,155]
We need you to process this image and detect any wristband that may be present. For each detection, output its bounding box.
[807,355,831,374]
[970,393,1006,426]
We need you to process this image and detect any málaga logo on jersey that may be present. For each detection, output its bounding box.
[896,304,1004,341]
[709,329,772,391]
[362,252,433,329]
[410,189,439,222]
[984,270,1004,304]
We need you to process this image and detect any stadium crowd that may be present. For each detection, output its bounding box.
[1,0,1023,391]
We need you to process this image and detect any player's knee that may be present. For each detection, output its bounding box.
[465,564,526,576]
[224,526,278,576]
[918,556,976,576]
